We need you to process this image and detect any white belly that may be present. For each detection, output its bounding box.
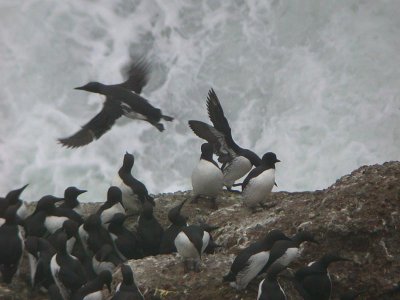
[17,202,30,220]
[100,203,125,225]
[45,216,69,234]
[243,169,275,208]
[223,156,252,187]
[236,251,270,290]
[191,160,223,197]
[174,232,200,260]
[50,255,68,300]
[274,247,300,267]
[111,176,142,214]
[83,291,103,300]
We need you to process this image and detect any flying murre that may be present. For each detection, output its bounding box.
[58,57,173,148]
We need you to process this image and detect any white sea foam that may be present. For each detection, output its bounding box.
[0,0,399,202]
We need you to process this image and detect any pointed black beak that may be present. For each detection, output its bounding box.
[74,86,86,90]
[77,189,87,195]
[276,159,281,163]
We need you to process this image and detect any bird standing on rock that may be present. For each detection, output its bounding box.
[112,152,154,214]
[223,229,290,291]
[241,152,280,212]
[58,57,173,148]
[189,88,262,191]
[294,253,351,300]
[257,264,288,300]
[191,142,223,209]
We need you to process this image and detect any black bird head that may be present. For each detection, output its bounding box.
[5,184,29,204]
[74,82,103,93]
[54,232,68,253]
[264,229,291,244]
[261,152,281,167]
[64,186,86,200]
[84,214,102,230]
[98,270,112,293]
[36,195,64,213]
[122,152,135,170]
[168,199,188,226]
[200,143,214,160]
[121,264,135,285]
[320,253,352,268]
[266,263,287,280]
[107,186,124,206]
[292,231,318,245]
[141,201,154,218]
[62,219,79,238]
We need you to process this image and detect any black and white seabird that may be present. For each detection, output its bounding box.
[106,213,144,260]
[257,264,287,300]
[191,143,223,209]
[50,232,87,300]
[25,236,56,289]
[159,199,188,254]
[71,270,112,300]
[97,186,126,226]
[189,88,262,191]
[0,206,25,283]
[241,152,280,211]
[223,229,290,290]
[92,244,122,275]
[137,201,164,257]
[78,214,114,256]
[260,231,318,275]
[112,152,155,214]
[47,219,80,255]
[0,184,30,221]
[58,186,87,216]
[294,253,351,300]
[58,57,173,148]
[112,264,144,300]
[174,224,211,273]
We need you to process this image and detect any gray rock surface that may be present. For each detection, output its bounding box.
[1,161,399,299]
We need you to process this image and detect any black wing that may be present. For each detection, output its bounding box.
[206,89,238,150]
[58,98,123,148]
[188,120,236,163]
[242,166,264,190]
[119,57,151,94]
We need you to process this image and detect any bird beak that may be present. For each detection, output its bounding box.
[78,189,87,195]
[276,159,281,163]
[74,86,85,90]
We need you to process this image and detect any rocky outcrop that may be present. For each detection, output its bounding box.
[1,161,399,299]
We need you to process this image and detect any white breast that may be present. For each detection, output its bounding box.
[45,216,69,234]
[92,256,116,275]
[257,278,265,300]
[201,231,210,254]
[174,232,200,260]
[83,291,103,300]
[50,255,68,300]
[274,247,300,267]
[191,160,223,197]
[223,156,252,187]
[112,176,142,214]
[236,251,270,290]
[243,169,275,208]
[100,203,125,225]
[16,202,29,220]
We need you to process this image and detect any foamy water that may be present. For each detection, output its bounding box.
[0,0,399,202]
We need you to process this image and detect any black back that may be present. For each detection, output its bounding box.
[137,202,164,256]
[112,264,144,300]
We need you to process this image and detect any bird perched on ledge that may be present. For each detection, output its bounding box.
[58,57,173,148]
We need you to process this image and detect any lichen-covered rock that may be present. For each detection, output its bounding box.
[1,162,399,299]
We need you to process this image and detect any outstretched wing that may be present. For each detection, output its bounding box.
[58,98,123,148]
[206,88,238,150]
[188,120,236,163]
[119,57,151,94]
